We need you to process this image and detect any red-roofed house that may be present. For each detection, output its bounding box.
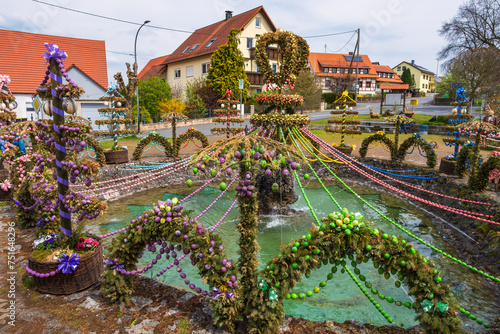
[138,55,169,80]
[0,29,108,125]
[372,62,404,87]
[144,6,277,94]
[308,53,400,96]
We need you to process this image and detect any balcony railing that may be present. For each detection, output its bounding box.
[248,47,279,61]
[246,72,265,86]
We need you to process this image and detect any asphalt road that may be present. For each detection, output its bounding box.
[144,95,483,138]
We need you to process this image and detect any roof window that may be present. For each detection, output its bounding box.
[181,46,190,54]
[206,38,217,48]
[188,44,199,53]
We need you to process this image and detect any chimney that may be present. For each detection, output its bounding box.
[411,60,415,65]
[349,52,354,55]
[225,11,233,20]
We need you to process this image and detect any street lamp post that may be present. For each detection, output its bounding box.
[135,20,150,134]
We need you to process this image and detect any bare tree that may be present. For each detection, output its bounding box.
[114,63,139,118]
[439,0,500,60]
[448,47,500,102]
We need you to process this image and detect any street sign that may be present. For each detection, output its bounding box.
[32,94,43,113]
[239,79,244,90]
[451,83,462,90]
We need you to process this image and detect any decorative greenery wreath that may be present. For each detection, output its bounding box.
[325,127,363,135]
[133,132,172,160]
[359,132,397,161]
[250,114,310,127]
[82,135,106,166]
[330,110,359,115]
[256,94,304,110]
[93,130,135,138]
[255,30,309,89]
[36,83,84,99]
[211,127,244,136]
[397,135,437,168]
[174,128,209,157]
[94,119,132,125]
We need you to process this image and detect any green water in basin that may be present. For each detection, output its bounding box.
[90,181,498,331]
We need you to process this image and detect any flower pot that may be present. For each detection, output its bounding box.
[438,158,456,175]
[335,146,353,156]
[104,149,128,164]
[27,237,104,295]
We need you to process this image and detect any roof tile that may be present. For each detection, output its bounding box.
[0,29,107,94]
[138,55,169,80]
[163,6,276,65]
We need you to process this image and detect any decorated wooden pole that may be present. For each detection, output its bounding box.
[211,90,244,138]
[46,44,72,236]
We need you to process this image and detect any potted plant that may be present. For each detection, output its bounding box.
[439,154,457,175]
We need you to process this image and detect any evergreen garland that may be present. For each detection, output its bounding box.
[359,132,397,161]
[468,153,500,191]
[174,128,209,157]
[397,135,437,168]
[132,132,173,160]
[250,114,310,128]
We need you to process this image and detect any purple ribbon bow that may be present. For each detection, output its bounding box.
[41,43,68,63]
[57,253,80,274]
[105,258,125,271]
[212,287,235,300]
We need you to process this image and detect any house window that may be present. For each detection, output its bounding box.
[332,67,337,73]
[256,88,262,94]
[340,68,345,74]
[189,44,199,53]
[366,81,371,89]
[181,46,190,54]
[272,64,278,73]
[255,17,261,28]
[174,69,181,78]
[358,81,363,88]
[323,67,329,73]
[247,38,253,49]
[202,63,210,75]
[422,83,425,88]
[256,65,260,72]
[206,38,217,48]
[397,66,401,71]
[325,79,331,88]
[363,69,369,74]
[186,66,193,77]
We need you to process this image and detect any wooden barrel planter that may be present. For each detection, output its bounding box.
[104,149,128,164]
[335,146,353,156]
[438,158,456,175]
[27,237,104,295]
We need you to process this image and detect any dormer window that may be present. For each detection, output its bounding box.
[206,38,217,48]
[189,44,199,53]
[181,46,190,54]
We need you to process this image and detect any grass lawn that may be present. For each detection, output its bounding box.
[310,113,448,125]
[308,129,446,147]
[99,134,172,150]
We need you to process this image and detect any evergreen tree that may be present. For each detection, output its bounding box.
[207,29,250,99]
[401,68,413,87]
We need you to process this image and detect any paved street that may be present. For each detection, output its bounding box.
[144,94,483,138]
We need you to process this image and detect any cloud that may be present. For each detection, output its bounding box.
[4,0,459,82]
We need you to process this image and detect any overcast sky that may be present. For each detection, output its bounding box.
[2,0,462,83]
